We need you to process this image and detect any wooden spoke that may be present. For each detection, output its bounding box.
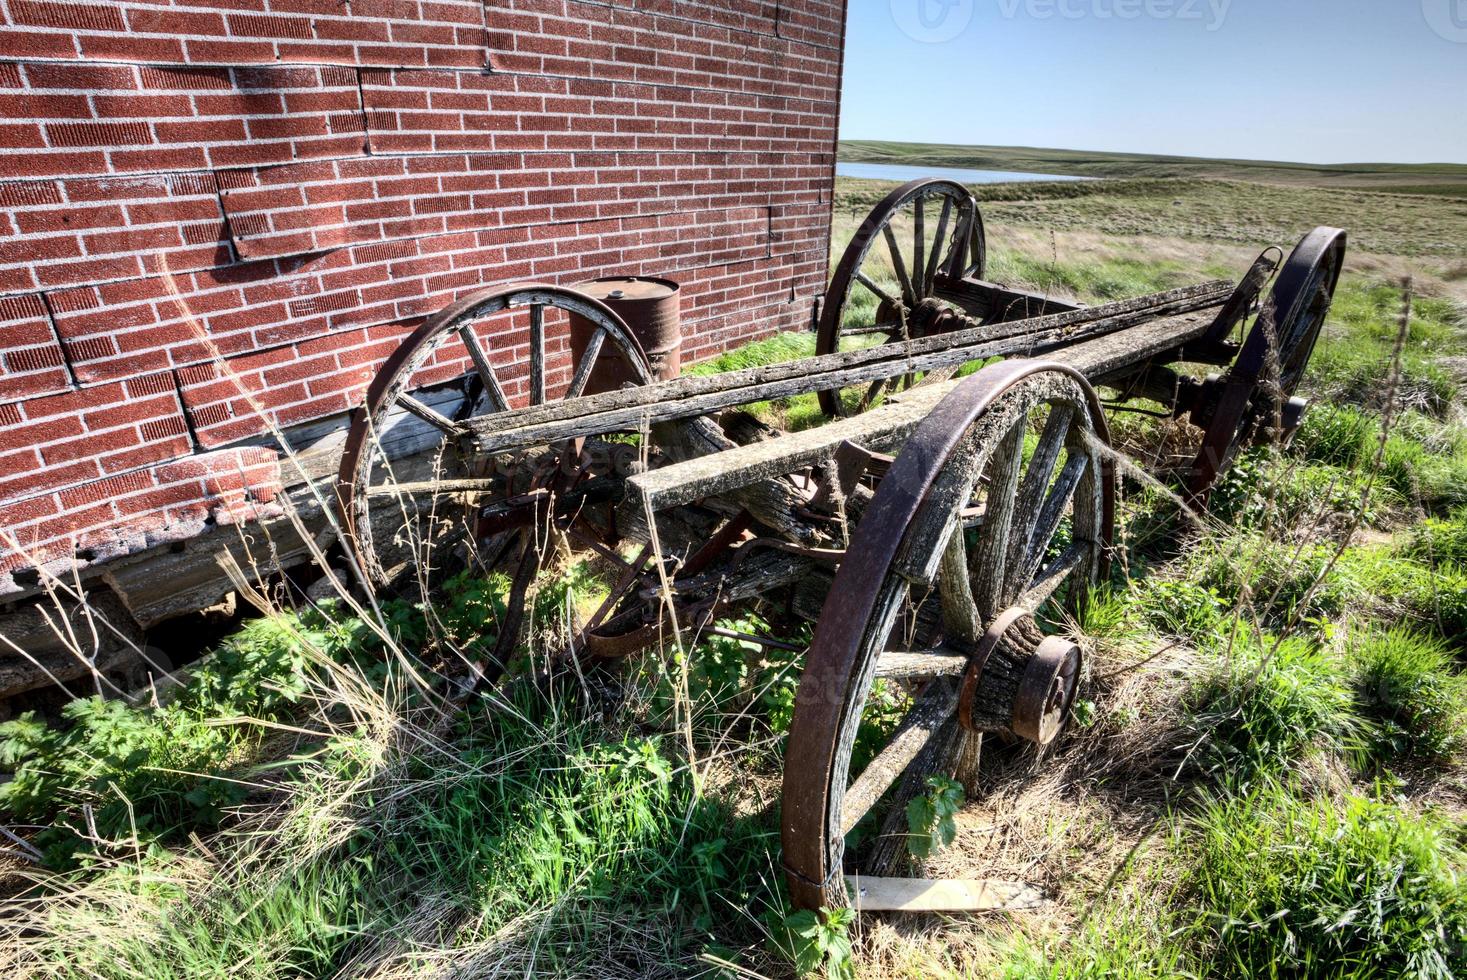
[1015,453,1091,596]
[882,223,917,308]
[1017,540,1087,612]
[1002,403,1074,596]
[490,530,540,666]
[839,680,959,836]
[924,196,952,297]
[874,649,970,679]
[944,211,970,281]
[457,325,510,413]
[855,271,900,309]
[397,393,464,435]
[842,322,907,337]
[912,196,926,301]
[566,327,605,399]
[937,517,980,645]
[365,478,498,497]
[528,302,546,405]
[968,422,1026,618]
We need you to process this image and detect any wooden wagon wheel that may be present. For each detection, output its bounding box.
[817,179,986,417]
[336,283,653,664]
[782,360,1113,910]
[1186,227,1346,499]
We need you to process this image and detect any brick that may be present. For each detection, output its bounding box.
[0,0,490,69]
[0,0,844,591]
[0,293,69,401]
[0,172,228,293]
[0,62,369,181]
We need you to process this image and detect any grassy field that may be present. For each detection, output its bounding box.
[841,140,1467,197]
[2,169,1466,978]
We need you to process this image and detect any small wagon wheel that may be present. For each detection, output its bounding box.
[1187,227,1346,499]
[782,360,1113,910]
[817,179,986,417]
[337,283,653,663]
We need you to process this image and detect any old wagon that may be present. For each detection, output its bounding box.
[335,177,1346,910]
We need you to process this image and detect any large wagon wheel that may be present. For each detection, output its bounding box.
[782,360,1113,910]
[817,179,985,417]
[337,283,653,665]
[1186,227,1346,499]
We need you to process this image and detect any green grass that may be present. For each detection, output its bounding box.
[14,675,793,979]
[841,140,1467,194]
[985,247,1188,301]
[686,331,818,376]
[1185,636,1362,783]
[1187,783,1467,979]
[1348,626,1467,762]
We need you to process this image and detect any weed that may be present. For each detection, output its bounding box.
[1407,508,1467,566]
[1294,405,1379,470]
[1001,914,1191,980]
[768,905,856,979]
[1127,578,1229,647]
[1191,533,1361,631]
[905,775,964,860]
[0,606,364,866]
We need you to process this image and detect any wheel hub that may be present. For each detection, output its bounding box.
[957,605,1083,746]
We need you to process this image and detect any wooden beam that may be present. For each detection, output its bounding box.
[465,283,1231,454]
[627,309,1216,515]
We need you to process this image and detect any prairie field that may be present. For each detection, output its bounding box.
[2,164,1465,979]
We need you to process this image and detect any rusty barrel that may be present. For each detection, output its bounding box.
[569,276,681,392]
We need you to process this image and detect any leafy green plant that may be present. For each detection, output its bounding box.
[906,775,964,860]
[1128,578,1229,646]
[1406,509,1467,567]
[770,906,855,979]
[0,604,373,865]
[647,614,768,725]
[1191,534,1361,631]
[0,699,246,865]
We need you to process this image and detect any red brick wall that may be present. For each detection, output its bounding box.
[0,0,844,597]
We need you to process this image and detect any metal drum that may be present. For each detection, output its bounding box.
[569,276,681,392]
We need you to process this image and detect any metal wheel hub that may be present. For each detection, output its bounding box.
[957,605,1083,746]
[1014,636,1083,745]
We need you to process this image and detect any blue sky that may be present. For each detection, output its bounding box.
[841,1,1467,164]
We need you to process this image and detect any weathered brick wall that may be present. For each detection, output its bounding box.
[0,1,844,600]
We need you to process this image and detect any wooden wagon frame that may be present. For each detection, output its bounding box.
[335,178,1347,911]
